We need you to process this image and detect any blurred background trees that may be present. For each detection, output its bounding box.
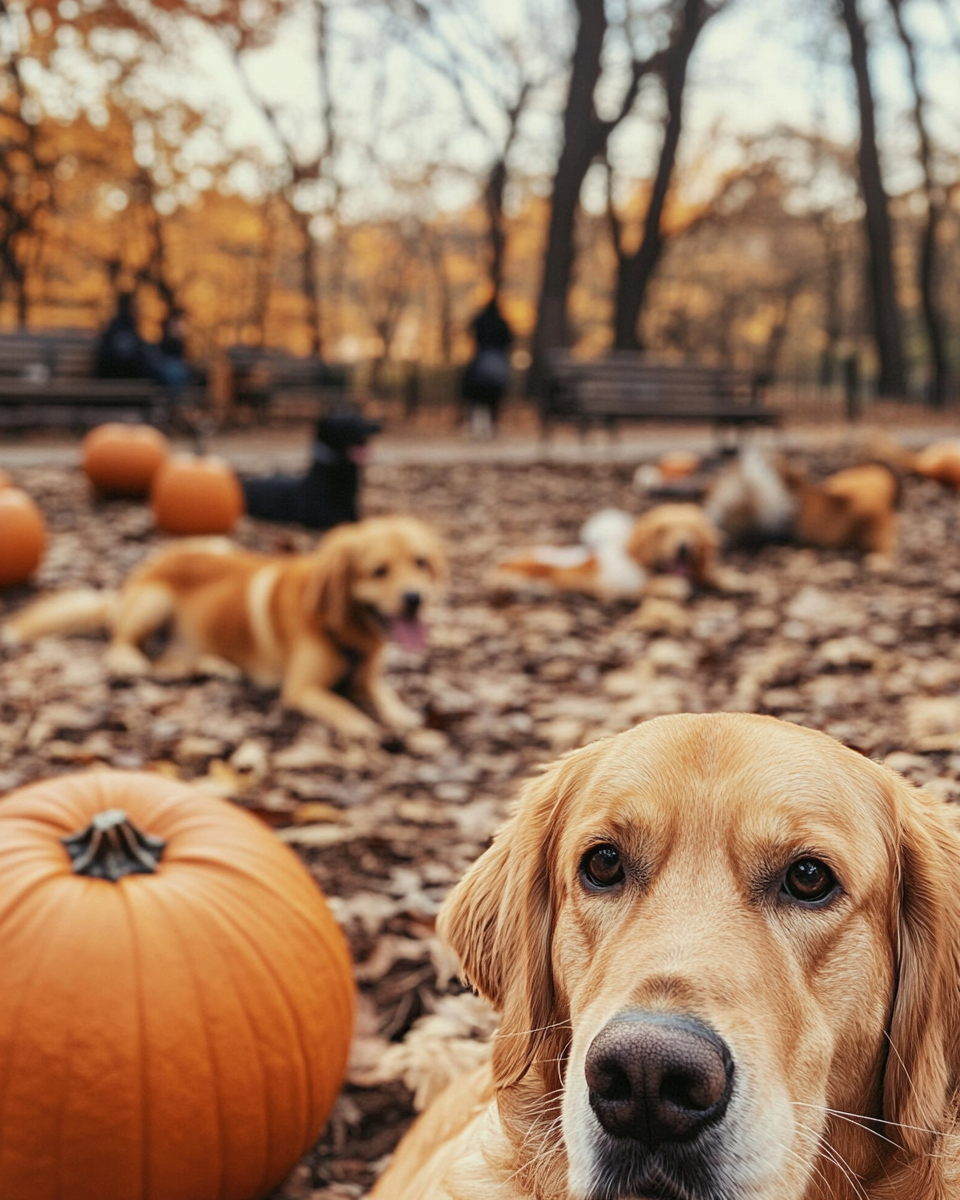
[0,0,958,401]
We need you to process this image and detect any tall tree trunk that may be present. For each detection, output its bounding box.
[838,0,906,397]
[612,0,707,350]
[532,0,608,369]
[816,215,844,386]
[483,84,530,301]
[484,157,508,300]
[888,0,946,407]
[292,208,322,356]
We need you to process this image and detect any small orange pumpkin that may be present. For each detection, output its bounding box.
[0,467,14,490]
[658,451,702,480]
[0,487,46,587]
[152,454,245,535]
[0,770,354,1200]
[82,423,170,496]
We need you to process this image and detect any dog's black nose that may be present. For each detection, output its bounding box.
[585,1012,734,1147]
[402,591,422,616]
[675,541,691,563]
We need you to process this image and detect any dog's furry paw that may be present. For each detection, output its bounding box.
[865,552,896,576]
[0,623,22,649]
[105,643,152,677]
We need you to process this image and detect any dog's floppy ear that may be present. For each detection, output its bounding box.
[438,761,567,1088]
[884,781,960,1159]
[420,525,448,585]
[693,516,719,585]
[625,517,652,569]
[308,526,356,633]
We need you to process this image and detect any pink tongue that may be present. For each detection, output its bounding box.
[391,617,427,653]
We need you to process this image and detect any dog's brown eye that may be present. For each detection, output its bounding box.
[372,564,389,578]
[581,844,625,889]
[415,556,430,571]
[783,858,836,903]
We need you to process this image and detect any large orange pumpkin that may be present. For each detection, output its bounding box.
[0,771,354,1200]
[0,487,46,587]
[152,454,245,535]
[82,423,170,496]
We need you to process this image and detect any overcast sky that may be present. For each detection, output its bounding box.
[93,0,960,218]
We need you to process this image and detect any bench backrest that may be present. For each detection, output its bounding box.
[227,347,347,390]
[0,331,97,379]
[545,351,756,413]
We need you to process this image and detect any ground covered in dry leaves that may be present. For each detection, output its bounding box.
[4,448,960,1198]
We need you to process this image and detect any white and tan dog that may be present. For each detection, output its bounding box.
[4,515,445,739]
[494,505,719,601]
[706,445,899,556]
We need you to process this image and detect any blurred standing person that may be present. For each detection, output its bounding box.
[461,297,513,437]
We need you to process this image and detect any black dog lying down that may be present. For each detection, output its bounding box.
[242,413,381,530]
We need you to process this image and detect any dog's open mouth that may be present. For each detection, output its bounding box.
[389,615,427,653]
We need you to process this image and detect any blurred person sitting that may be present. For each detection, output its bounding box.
[460,296,513,437]
[96,293,192,390]
[242,412,381,531]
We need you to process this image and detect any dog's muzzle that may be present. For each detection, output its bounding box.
[582,1011,735,1199]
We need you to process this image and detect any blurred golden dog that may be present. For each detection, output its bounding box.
[373,713,960,1200]
[4,515,445,738]
[707,446,899,555]
[495,504,718,601]
[910,440,960,489]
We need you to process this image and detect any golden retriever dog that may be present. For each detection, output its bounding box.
[3,515,445,739]
[373,713,960,1200]
[707,446,899,556]
[494,505,718,601]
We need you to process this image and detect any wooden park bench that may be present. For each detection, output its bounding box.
[541,351,780,438]
[0,329,198,430]
[226,347,349,422]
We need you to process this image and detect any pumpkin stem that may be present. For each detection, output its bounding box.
[63,809,166,881]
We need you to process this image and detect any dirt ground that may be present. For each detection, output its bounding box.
[4,449,960,1198]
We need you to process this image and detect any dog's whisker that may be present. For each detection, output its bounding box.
[494,1019,572,1040]
[793,1120,870,1200]
[793,1100,960,1149]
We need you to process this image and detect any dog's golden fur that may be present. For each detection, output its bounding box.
[373,713,960,1200]
[4,515,445,738]
[786,462,900,555]
[708,449,899,556]
[626,503,718,585]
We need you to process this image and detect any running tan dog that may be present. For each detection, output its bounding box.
[4,515,445,738]
[373,713,960,1200]
[495,504,718,601]
[707,446,899,555]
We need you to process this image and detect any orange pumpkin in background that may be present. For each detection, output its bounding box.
[152,454,245,535]
[82,423,170,496]
[0,467,14,490]
[657,450,702,480]
[0,487,46,587]
[0,770,354,1200]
